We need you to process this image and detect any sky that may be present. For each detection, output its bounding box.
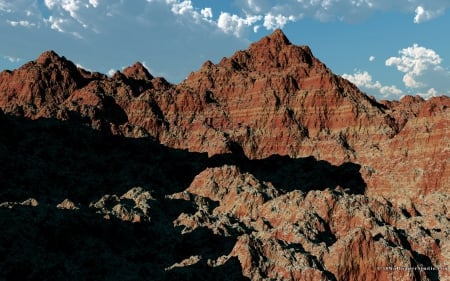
[1,0,450,101]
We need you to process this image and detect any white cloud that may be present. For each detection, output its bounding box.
[107,69,116,77]
[45,15,67,32]
[344,44,450,100]
[415,88,438,99]
[232,0,450,24]
[6,20,36,27]
[342,70,403,99]
[42,0,102,33]
[414,6,444,23]
[217,12,262,37]
[386,44,450,93]
[157,1,214,23]
[3,55,22,63]
[31,0,449,42]
[170,0,193,15]
[89,0,99,8]
[242,0,269,13]
[0,1,12,13]
[45,0,80,19]
[201,7,212,19]
[263,13,295,30]
[369,56,375,62]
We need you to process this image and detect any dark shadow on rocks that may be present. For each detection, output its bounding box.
[208,151,366,195]
[0,113,366,280]
[172,227,237,262]
[0,114,251,281]
[0,205,168,281]
[0,114,366,205]
[0,203,247,281]
[166,256,250,281]
[0,115,209,204]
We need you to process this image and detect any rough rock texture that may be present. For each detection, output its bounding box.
[171,165,449,281]
[0,30,449,280]
[90,187,155,223]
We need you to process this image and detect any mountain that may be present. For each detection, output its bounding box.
[0,30,449,281]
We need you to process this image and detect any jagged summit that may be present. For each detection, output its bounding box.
[123,62,153,81]
[35,50,74,68]
[210,29,318,73]
[36,50,61,64]
[254,28,292,48]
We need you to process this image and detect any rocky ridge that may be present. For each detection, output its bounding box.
[1,30,448,197]
[0,30,449,280]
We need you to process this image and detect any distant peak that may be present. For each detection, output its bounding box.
[123,62,153,81]
[36,50,64,65]
[249,29,292,55]
[267,29,291,45]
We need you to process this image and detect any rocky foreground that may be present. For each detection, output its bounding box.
[0,30,449,280]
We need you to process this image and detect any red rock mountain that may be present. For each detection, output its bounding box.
[0,29,449,281]
[1,30,448,198]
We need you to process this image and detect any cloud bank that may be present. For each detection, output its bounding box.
[342,71,403,99]
[4,0,446,38]
[386,44,450,97]
[344,44,450,99]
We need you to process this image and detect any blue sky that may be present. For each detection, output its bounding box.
[1,0,449,100]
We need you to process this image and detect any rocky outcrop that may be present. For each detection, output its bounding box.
[170,165,449,281]
[90,187,155,223]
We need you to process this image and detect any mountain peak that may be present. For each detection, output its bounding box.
[123,62,153,81]
[267,29,291,45]
[250,29,291,51]
[215,28,315,72]
[36,50,65,66]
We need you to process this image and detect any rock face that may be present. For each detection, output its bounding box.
[0,29,449,280]
[171,165,449,281]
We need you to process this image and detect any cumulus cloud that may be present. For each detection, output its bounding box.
[161,0,450,37]
[345,44,450,100]
[89,0,99,8]
[217,12,262,37]
[2,0,450,44]
[386,44,450,93]
[232,0,450,25]
[201,7,212,19]
[369,56,375,62]
[342,70,404,99]
[263,13,295,30]
[170,0,194,15]
[25,0,449,40]
[147,0,213,23]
